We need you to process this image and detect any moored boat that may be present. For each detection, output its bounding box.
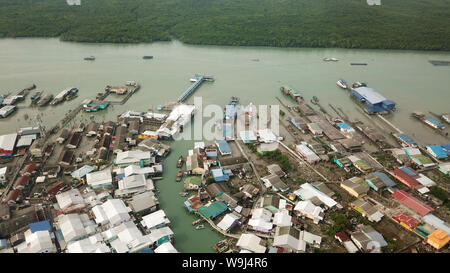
[192,219,203,225]
[30,91,43,102]
[195,224,205,230]
[84,56,95,61]
[336,78,348,89]
[176,156,184,168]
[37,94,53,107]
[176,169,183,181]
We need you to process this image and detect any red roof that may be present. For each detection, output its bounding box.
[392,169,420,189]
[392,190,433,216]
[392,212,420,229]
[23,163,37,174]
[335,231,351,242]
[14,175,30,188]
[7,189,21,202]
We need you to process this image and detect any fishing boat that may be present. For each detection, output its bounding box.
[84,56,95,61]
[352,82,367,88]
[312,96,319,103]
[350,63,367,66]
[336,78,348,89]
[192,219,203,225]
[30,91,43,102]
[37,94,53,107]
[143,56,153,59]
[323,57,339,62]
[27,84,36,90]
[195,224,205,230]
[229,96,239,105]
[176,156,184,168]
[213,239,232,253]
[176,169,183,182]
[66,88,79,101]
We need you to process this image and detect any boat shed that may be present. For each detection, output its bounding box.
[351,87,396,113]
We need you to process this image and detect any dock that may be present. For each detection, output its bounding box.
[178,74,214,102]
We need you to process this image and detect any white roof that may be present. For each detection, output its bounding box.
[302,231,322,246]
[101,199,131,226]
[119,174,147,190]
[116,150,151,165]
[140,210,170,230]
[296,144,319,158]
[114,221,153,252]
[66,236,111,253]
[92,205,109,225]
[273,211,292,227]
[417,186,430,194]
[293,183,337,208]
[124,165,153,177]
[248,218,273,231]
[148,226,174,243]
[416,174,436,187]
[422,214,450,235]
[0,133,18,151]
[16,135,35,147]
[273,230,306,252]
[343,240,359,253]
[0,167,6,176]
[217,213,240,231]
[35,176,46,183]
[294,200,324,219]
[258,129,277,143]
[155,242,178,253]
[58,213,96,242]
[56,189,85,211]
[251,208,272,221]
[86,168,112,187]
[23,229,55,253]
[236,233,266,253]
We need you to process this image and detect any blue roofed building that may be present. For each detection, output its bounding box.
[395,133,417,147]
[30,220,52,233]
[351,87,396,114]
[427,145,449,160]
[222,123,233,139]
[71,165,94,179]
[216,140,232,156]
[225,104,238,119]
[336,122,355,133]
[211,168,230,182]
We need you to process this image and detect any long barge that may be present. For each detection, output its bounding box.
[51,87,78,105]
[412,111,445,130]
[37,94,54,107]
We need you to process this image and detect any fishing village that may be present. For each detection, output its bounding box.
[0,65,449,254]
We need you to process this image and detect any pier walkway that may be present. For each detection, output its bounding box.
[178,74,214,102]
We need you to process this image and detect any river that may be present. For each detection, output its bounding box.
[1,38,449,252]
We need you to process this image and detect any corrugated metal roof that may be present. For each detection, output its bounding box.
[353,87,387,104]
[392,190,433,216]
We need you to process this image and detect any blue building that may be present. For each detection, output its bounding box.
[427,145,450,159]
[216,140,232,156]
[351,87,396,114]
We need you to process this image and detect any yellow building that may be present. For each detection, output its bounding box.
[426,229,450,250]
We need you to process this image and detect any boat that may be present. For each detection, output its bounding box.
[176,156,184,168]
[30,91,43,102]
[126,81,138,87]
[352,82,367,88]
[229,96,239,105]
[66,88,79,101]
[192,219,203,225]
[323,57,339,62]
[429,60,450,66]
[312,96,319,103]
[412,111,445,130]
[195,224,205,230]
[442,114,450,124]
[336,78,348,89]
[27,84,36,90]
[350,63,367,66]
[179,192,189,197]
[143,56,153,59]
[37,94,53,107]
[176,169,183,182]
[213,239,232,253]
[84,56,95,61]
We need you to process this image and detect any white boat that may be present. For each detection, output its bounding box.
[195,224,205,230]
[336,78,348,89]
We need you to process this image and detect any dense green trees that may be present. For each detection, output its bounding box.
[0,0,449,50]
